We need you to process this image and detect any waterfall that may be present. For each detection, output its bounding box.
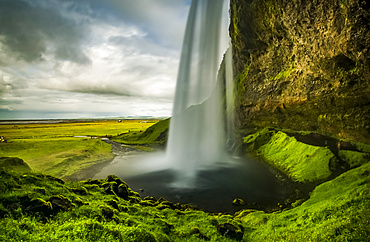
[166,0,233,188]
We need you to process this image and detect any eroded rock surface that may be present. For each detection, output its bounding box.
[230,0,370,143]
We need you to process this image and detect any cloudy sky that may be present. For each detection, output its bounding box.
[0,0,229,120]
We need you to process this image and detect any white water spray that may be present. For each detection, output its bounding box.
[166,0,233,187]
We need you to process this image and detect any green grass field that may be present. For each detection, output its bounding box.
[0,120,157,179]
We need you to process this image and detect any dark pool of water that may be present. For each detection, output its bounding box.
[94,152,288,213]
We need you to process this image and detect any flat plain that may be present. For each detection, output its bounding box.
[0,119,157,178]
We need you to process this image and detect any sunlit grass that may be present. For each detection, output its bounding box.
[0,120,157,178]
[112,118,169,146]
[0,120,156,139]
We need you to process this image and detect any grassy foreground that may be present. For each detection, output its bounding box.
[0,120,156,179]
[1,156,369,241]
[0,157,241,242]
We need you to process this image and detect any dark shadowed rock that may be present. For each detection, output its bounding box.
[99,204,115,220]
[48,195,74,212]
[70,187,88,195]
[101,182,115,195]
[217,223,244,241]
[232,198,246,206]
[106,175,125,186]
[28,198,53,216]
[116,183,129,199]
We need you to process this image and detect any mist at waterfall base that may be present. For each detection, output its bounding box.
[94,0,287,213]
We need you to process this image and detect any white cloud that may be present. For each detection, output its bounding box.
[0,0,190,118]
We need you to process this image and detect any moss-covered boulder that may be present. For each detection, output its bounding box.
[27,198,53,216]
[48,195,75,212]
[339,150,370,168]
[216,222,244,241]
[244,130,336,182]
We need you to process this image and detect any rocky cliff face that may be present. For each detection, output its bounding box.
[230,0,369,143]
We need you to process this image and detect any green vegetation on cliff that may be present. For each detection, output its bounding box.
[244,129,335,182]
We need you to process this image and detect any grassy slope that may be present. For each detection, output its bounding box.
[240,128,370,240]
[243,128,370,183]
[235,161,370,241]
[1,157,369,241]
[244,130,334,182]
[112,118,170,147]
[0,138,112,178]
[0,120,156,179]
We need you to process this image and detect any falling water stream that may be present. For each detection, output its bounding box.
[94,0,288,213]
[166,0,229,188]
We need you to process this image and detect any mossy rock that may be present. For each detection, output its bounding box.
[121,227,157,242]
[339,150,370,168]
[139,200,156,207]
[356,143,370,153]
[116,183,129,199]
[99,204,117,220]
[246,131,335,182]
[216,222,244,241]
[48,195,75,212]
[243,128,274,151]
[28,198,53,215]
[70,187,88,195]
[106,175,125,185]
[232,198,246,206]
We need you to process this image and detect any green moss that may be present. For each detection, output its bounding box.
[231,3,242,53]
[243,128,274,151]
[265,67,296,82]
[2,153,369,241]
[339,150,370,168]
[245,131,335,182]
[356,142,370,153]
[235,63,251,106]
[274,67,295,80]
[235,162,370,241]
[0,162,237,241]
